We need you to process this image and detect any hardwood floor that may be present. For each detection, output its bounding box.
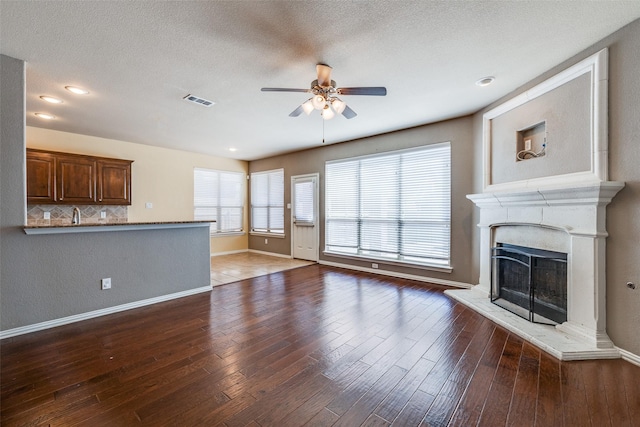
[2,265,639,426]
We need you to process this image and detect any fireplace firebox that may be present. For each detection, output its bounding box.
[491,243,567,325]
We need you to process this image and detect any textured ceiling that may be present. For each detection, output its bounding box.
[2,1,640,161]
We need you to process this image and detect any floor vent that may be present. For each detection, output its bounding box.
[183,94,215,107]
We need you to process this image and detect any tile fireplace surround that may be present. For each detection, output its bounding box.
[446,181,624,360]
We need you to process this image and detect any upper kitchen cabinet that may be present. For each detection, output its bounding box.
[26,149,133,205]
[26,150,56,203]
[98,159,132,205]
[57,155,97,204]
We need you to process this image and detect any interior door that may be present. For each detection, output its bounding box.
[292,174,319,261]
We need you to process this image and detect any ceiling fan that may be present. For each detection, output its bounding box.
[261,64,387,120]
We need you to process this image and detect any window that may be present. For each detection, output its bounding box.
[250,168,284,234]
[325,142,451,267]
[293,178,315,225]
[194,168,244,235]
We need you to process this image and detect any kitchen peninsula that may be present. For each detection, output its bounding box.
[2,218,213,339]
[23,220,211,234]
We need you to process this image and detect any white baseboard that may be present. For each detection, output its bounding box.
[248,249,293,259]
[0,286,212,340]
[618,347,640,367]
[319,260,473,289]
[211,249,248,257]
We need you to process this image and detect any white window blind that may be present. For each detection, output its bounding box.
[251,168,284,234]
[293,178,315,225]
[325,142,451,267]
[194,168,244,235]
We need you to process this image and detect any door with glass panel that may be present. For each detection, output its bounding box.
[292,174,319,261]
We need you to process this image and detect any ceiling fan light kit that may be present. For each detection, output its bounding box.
[261,63,387,120]
[321,104,335,120]
[312,94,326,110]
[332,98,346,114]
[301,99,314,115]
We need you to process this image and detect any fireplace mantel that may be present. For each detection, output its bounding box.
[467,180,624,212]
[447,180,624,360]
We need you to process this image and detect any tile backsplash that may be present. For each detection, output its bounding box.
[27,205,128,226]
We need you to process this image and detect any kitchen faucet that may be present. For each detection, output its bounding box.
[72,207,81,225]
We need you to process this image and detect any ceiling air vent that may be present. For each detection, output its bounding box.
[183,94,215,107]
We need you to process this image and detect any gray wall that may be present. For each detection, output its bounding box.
[250,18,640,356]
[249,116,476,286]
[1,55,211,332]
[490,72,592,184]
[471,19,640,356]
[4,17,638,355]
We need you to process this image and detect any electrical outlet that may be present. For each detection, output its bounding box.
[145,202,153,209]
[265,238,268,244]
[101,278,112,290]
[372,263,378,269]
[100,211,106,219]
[43,211,50,219]
[525,139,532,151]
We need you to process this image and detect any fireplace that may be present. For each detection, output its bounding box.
[444,182,624,360]
[443,48,628,360]
[491,243,567,325]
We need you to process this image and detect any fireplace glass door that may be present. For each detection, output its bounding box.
[491,243,567,325]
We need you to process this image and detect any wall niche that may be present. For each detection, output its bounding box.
[516,121,547,162]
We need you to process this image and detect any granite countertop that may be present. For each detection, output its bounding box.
[24,220,214,235]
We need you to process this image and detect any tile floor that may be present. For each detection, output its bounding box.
[210,251,314,286]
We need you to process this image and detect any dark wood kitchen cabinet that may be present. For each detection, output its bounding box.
[26,151,56,203]
[98,159,131,204]
[26,149,133,205]
[57,155,97,203]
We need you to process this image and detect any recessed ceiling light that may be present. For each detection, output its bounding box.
[35,113,56,120]
[229,148,237,152]
[476,76,495,87]
[40,95,63,104]
[65,86,89,95]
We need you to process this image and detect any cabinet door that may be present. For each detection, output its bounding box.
[98,160,132,205]
[57,156,97,204]
[26,152,56,203]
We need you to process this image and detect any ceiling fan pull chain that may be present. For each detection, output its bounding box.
[322,118,325,144]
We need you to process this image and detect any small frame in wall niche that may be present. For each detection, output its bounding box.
[482,48,609,192]
[516,121,547,161]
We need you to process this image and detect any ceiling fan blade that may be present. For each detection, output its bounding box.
[341,104,357,119]
[261,88,311,93]
[289,105,304,117]
[337,87,387,96]
[316,64,333,87]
